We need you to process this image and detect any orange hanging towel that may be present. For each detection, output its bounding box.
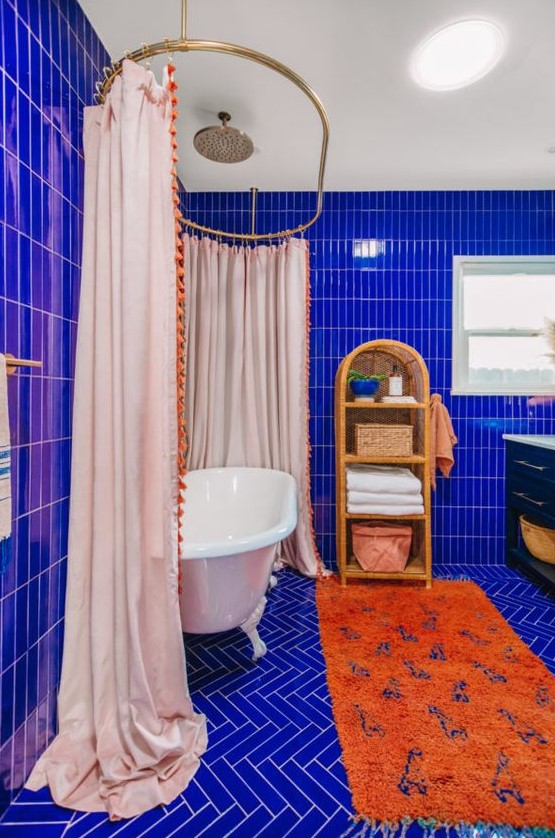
[430,393,457,489]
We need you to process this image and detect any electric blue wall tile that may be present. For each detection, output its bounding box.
[0,0,110,812]
[186,189,555,570]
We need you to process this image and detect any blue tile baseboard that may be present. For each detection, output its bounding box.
[1,565,553,837]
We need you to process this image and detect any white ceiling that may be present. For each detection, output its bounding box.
[79,0,555,192]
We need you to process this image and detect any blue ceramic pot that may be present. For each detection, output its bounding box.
[350,378,381,399]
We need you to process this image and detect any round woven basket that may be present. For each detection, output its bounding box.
[519,515,555,565]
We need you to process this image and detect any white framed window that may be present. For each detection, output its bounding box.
[452,256,555,395]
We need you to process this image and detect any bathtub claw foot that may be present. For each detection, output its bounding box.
[241,596,267,661]
[250,635,267,661]
[268,574,278,590]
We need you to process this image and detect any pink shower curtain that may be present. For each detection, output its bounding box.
[184,235,321,577]
[26,61,207,820]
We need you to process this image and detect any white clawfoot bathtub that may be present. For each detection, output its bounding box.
[179,468,297,660]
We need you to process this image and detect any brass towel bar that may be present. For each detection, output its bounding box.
[4,354,43,376]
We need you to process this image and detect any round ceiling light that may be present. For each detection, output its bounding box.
[412,20,504,91]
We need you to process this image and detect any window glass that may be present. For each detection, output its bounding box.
[468,335,555,386]
[463,274,555,330]
[452,257,555,395]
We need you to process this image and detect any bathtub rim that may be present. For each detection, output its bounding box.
[181,467,298,559]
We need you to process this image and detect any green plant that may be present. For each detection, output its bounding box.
[346,370,387,384]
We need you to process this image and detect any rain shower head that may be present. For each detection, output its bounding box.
[193,112,254,164]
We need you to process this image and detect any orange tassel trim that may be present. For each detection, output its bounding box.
[304,243,325,578]
[168,63,187,596]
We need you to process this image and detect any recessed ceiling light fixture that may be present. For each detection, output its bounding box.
[412,20,504,91]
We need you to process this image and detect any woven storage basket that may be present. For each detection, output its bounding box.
[355,423,413,457]
[519,515,555,565]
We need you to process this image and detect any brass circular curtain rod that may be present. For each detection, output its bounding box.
[95,0,329,241]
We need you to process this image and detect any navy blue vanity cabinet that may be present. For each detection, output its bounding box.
[504,436,555,590]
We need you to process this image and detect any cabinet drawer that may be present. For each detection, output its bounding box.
[506,442,555,487]
[506,476,555,524]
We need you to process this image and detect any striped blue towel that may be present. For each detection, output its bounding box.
[0,355,11,572]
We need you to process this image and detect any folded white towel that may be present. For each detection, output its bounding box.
[346,464,421,494]
[348,490,424,506]
[347,503,425,516]
[0,356,11,572]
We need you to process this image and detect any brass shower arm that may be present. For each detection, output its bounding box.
[94,5,329,241]
[181,0,187,40]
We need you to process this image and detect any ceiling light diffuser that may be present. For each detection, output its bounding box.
[412,20,504,91]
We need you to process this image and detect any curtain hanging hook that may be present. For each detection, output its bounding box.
[164,37,174,65]
[141,44,151,70]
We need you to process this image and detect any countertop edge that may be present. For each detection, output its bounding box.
[502,434,555,451]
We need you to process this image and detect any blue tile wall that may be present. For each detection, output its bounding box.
[184,190,555,570]
[0,0,109,812]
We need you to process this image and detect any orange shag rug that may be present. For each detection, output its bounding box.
[316,578,555,835]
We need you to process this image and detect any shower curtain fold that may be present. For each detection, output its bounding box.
[25,60,207,820]
[184,235,321,577]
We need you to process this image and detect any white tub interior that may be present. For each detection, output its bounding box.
[181,467,297,558]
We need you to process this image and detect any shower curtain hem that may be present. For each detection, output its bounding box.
[25,718,207,820]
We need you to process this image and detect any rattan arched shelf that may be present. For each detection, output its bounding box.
[94,0,329,242]
[335,340,432,587]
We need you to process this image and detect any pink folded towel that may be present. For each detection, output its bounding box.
[430,393,457,490]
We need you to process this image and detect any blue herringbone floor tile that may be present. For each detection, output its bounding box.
[1,564,553,837]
